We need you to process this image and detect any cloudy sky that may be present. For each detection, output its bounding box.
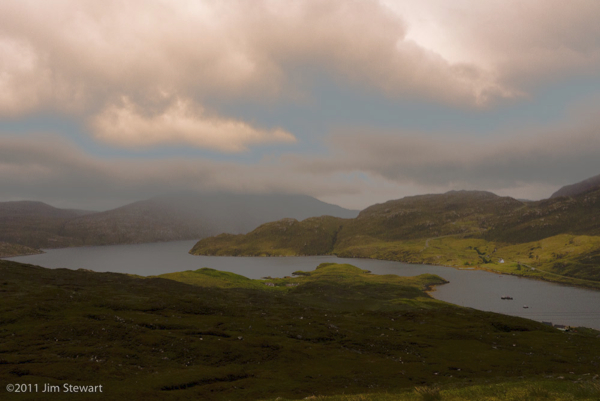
[2,0,600,210]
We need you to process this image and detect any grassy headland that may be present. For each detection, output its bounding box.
[0,242,43,258]
[189,216,346,256]
[191,189,600,289]
[3,260,600,400]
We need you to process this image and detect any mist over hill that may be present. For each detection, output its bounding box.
[0,193,358,251]
[0,201,97,250]
[551,173,600,199]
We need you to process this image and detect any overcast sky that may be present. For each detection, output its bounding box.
[2,0,600,210]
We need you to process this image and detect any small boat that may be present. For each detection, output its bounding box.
[501,296,513,300]
[523,305,529,309]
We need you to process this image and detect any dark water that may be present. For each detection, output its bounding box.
[7,240,600,329]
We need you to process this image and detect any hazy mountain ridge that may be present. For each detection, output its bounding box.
[0,200,91,219]
[0,193,358,248]
[551,173,600,198]
[0,201,91,248]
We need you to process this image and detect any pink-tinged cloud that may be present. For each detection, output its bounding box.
[91,98,295,152]
[0,2,517,121]
[2,0,600,150]
[383,0,600,88]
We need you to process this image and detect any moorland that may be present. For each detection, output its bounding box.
[2,260,600,400]
[3,175,600,399]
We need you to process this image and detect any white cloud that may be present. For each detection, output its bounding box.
[2,0,600,153]
[383,0,600,88]
[91,98,295,152]
[0,1,526,130]
[2,1,599,109]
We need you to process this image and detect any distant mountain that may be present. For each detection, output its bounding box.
[551,173,600,198]
[0,193,358,248]
[0,201,96,248]
[0,201,92,219]
[61,193,358,246]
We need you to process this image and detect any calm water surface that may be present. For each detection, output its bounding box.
[7,240,600,330]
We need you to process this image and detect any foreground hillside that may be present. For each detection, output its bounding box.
[191,189,600,287]
[2,260,600,400]
[0,193,358,249]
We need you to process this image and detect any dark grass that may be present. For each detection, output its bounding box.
[2,260,600,400]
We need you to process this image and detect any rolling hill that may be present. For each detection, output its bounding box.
[0,201,95,249]
[551,173,600,198]
[191,189,600,287]
[190,215,347,256]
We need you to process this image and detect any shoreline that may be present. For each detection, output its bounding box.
[191,250,600,291]
[13,240,600,292]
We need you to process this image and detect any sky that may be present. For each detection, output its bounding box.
[2,0,600,211]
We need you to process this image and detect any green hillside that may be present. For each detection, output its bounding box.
[338,190,523,242]
[483,191,600,243]
[190,189,600,287]
[190,216,346,256]
[0,241,43,258]
[2,260,600,400]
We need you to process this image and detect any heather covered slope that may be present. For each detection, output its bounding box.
[190,216,347,256]
[483,188,600,243]
[335,190,523,243]
[551,173,600,198]
[2,260,600,400]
